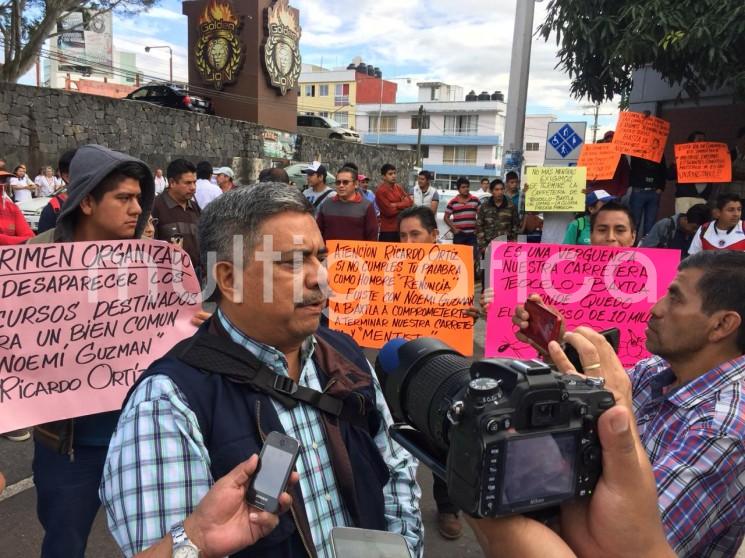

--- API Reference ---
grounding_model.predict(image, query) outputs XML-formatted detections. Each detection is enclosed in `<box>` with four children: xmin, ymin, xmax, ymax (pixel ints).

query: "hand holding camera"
<box><xmin>468</xmin><ymin>403</ymin><xmax>674</xmax><ymax>558</ymax></box>
<box><xmin>514</xmin><ymin>296</ymin><xmax>633</xmax><ymax>413</ymax></box>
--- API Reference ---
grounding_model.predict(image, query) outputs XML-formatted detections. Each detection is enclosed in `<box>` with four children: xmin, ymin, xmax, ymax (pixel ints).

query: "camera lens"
<box><xmin>377</xmin><ymin>338</ymin><xmax>471</xmax><ymax>453</ymax></box>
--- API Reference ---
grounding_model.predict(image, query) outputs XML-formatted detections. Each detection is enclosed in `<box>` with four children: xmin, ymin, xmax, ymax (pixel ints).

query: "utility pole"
<box><xmin>501</xmin><ymin>0</ymin><xmax>537</xmax><ymax>178</ymax></box>
<box><xmin>415</xmin><ymin>105</ymin><xmax>425</xmax><ymax>167</ymax></box>
<box><xmin>582</xmin><ymin>103</ymin><xmax>613</xmax><ymax>143</ymax></box>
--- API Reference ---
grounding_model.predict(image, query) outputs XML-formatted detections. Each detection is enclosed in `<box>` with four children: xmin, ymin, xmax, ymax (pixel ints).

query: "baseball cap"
<box><xmin>0</xmin><ymin>170</ymin><xmax>15</xmax><ymax>178</ymax></box>
<box><xmin>586</xmin><ymin>189</ymin><xmax>615</xmax><ymax>206</ymax></box>
<box><xmin>358</xmin><ymin>174</ymin><xmax>368</xmax><ymax>181</ymax></box>
<box><xmin>302</xmin><ymin>161</ymin><xmax>327</xmax><ymax>175</ymax></box>
<box><xmin>215</xmin><ymin>166</ymin><xmax>234</xmax><ymax>179</ymax></box>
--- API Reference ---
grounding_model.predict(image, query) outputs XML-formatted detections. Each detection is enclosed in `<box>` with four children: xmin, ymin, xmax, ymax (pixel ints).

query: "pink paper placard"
<box><xmin>0</xmin><ymin>240</ymin><xmax>202</xmax><ymax>432</ymax></box>
<box><xmin>485</xmin><ymin>242</ymin><xmax>680</xmax><ymax>367</ymax></box>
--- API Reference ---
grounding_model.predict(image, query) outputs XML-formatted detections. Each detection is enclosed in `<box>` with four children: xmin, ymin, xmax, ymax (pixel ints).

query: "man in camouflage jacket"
<box><xmin>476</xmin><ymin>178</ymin><xmax>519</xmax><ymax>253</ymax></box>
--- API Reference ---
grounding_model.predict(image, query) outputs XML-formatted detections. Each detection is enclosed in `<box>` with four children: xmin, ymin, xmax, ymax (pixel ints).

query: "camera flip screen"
<box><xmin>500</xmin><ymin>432</ymin><xmax>577</xmax><ymax>506</ymax></box>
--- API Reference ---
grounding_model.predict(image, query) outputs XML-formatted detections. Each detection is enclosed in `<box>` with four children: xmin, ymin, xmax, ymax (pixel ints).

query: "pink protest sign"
<box><xmin>485</xmin><ymin>242</ymin><xmax>680</xmax><ymax>368</ymax></box>
<box><xmin>0</xmin><ymin>240</ymin><xmax>202</xmax><ymax>433</ymax></box>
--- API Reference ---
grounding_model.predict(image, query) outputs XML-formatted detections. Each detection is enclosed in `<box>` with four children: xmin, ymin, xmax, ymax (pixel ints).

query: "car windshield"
<box><xmin>437</xmin><ymin>191</ymin><xmax>457</xmax><ymax>212</ymax></box>
<box><xmin>323</xmin><ymin>117</ymin><xmax>343</xmax><ymax>128</ymax></box>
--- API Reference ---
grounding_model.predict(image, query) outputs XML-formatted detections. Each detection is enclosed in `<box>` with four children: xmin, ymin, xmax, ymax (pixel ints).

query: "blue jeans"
<box><xmin>630</xmin><ymin>189</ymin><xmax>660</xmax><ymax>237</ymax></box>
<box><xmin>32</xmin><ymin>441</ymin><xmax>109</xmax><ymax>558</ymax></box>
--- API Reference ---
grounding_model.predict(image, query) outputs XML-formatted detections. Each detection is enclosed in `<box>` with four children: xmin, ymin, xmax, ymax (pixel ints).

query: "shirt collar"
<box><xmin>216</xmin><ymin>309</ymin><xmax>315</xmax><ymax>376</ymax></box>
<box><xmin>335</xmin><ymin>192</ymin><xmax>362</xmax><ymax>203</ymax></box>
<box><xmin>163</xmin><ymin>190</ymin><xmax>195</xmax><ymax>210</ymax></box>
<box><xmin>658</xmin><ymin>354</ymin><xmax>745</xmax><ymax>409</ymax></box>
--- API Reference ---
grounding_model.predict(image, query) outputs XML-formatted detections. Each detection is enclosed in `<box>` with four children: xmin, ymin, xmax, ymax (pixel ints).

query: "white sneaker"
<box><xmin>2</xmin><ymin>429</ymin><xmax>31</xmax><ymax>442</ymax></box>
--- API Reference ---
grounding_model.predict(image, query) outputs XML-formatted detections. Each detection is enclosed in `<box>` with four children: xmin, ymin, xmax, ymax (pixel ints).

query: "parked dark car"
<box><xmin>125</xmin><ymin>84</ymin><xmax>214</xmax><ymax>114</ymax></box>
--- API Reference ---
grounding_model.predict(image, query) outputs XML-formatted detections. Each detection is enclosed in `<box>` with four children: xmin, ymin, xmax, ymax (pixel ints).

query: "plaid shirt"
<box><xmin>100</xmin><ymin>310</ymin><xmax>422</xmax><ymax>558</ymax></box>
<box><xmin>629</xmin><ymin>355</ymin><xmax>745</xmax><ymax>558</ymax></box>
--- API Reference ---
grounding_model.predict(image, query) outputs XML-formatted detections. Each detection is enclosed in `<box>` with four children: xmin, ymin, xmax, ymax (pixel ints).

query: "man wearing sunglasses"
<box><xmin>316</xmin><ymin>167</ymin><xmax>378</xmax><ymax>241</ymax></box>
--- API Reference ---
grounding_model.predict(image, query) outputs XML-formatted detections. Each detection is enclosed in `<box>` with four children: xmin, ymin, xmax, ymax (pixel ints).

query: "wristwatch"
<box><xmin>170</xmin><ymin>521</ymin><xmax>200</xmax><ymax>558</ymax></box>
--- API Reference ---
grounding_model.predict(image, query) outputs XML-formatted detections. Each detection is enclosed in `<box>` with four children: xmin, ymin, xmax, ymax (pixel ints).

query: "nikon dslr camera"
<box><xmin>377</xmin><ymin>338</ymin><xmax>615</xmax><ymax>518</ymax></box>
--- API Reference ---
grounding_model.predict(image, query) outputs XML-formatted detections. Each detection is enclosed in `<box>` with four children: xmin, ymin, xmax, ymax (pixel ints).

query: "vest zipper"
<box><xmin>68</xmin><ymin>420</ymin><xmax>75</xmax><ymax>462</ymax></box>
<box><xmin>254</xmin><ymin>401</ymin><xmax>314</xmax><ymax>558</ymax></box>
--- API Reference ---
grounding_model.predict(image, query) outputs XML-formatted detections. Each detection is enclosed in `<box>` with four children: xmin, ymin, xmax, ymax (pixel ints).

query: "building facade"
<box><xmin>356</xmin><ymin>82</ymin><xmax>554</xmax><ymax>188</ymax></box>
<box><xmin>297</xmin><ymin>60</ymin><xmax>397</xmax><ymax>130</ymax></box>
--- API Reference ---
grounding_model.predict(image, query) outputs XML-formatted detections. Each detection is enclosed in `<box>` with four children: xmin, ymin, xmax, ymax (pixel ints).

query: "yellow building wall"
<box><xmin>297</xmin><ymin>80</ymin><xmax>358</xmax><ymax>129</ymax></box>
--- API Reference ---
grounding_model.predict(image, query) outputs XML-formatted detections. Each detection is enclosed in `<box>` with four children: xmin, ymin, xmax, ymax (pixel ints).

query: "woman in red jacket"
<box><xmin>0</xmin><ymin>170</ymin><xmax>35</xmax><ymax>245</ymax></box>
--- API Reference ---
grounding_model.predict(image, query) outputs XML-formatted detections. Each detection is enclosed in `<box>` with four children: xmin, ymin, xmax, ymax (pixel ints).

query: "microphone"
<box><xmin>377</xmin><ymin>338</ymin><xmax>408</xmax><ymax>376</ymax></box>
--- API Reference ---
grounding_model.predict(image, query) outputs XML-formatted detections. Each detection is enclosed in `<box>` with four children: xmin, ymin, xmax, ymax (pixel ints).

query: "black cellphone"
<box><xmin>246</xmin><ymin>431</ymin><xmax>301</xmax><ymax>513</ymax></box>
<box><xmin>564</xmin><ymin>328</ymin><xmax>621</xmax><ymax>371</ymax></box>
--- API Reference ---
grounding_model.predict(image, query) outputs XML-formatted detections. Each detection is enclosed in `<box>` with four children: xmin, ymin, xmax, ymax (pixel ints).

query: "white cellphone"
<box><xmin>330</xmin><ymin>527</ymin><xmax>412</xmax><ymax>558</ymax></box>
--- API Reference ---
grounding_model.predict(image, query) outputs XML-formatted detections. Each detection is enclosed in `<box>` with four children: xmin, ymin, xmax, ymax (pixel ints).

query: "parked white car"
<box><xmin>16</xmin><ymin>194</ymin><xmax>53</xmax><ymax>231</ymax></box>
<box><xmin>435</xmin><ymin>189</ymin><xmax>457</xmax><ymax>243</ymax></box>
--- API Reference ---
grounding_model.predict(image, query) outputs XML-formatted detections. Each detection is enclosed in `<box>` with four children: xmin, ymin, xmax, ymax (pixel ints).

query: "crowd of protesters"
<box><xmin>0</xmin><ymin>122</ymin><xmax>743</xmax><ymax>558</ymax></box>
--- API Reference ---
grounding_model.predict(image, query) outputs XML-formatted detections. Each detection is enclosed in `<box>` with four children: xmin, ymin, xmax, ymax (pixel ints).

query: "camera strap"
<box><xmin>165</xmin><ymin>323</ymin><xmax>368</xmax><ymax>428</ymax></box>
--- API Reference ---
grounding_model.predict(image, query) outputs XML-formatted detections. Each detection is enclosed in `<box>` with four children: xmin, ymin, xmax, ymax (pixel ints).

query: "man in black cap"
<box><xmin>302</xmin><ymin>161</ymin><xmax>334</xmax><ymax>214</ymax></box>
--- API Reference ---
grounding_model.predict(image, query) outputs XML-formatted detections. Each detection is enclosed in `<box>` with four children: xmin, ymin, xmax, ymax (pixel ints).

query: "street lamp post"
<box><xmin>144</xmin><ymin>45</ymin><xmax>173</xmax><ymax>83</ymax></box>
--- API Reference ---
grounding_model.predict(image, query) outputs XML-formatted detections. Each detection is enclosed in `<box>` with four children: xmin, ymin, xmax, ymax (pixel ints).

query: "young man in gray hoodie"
<box><xmin>27</xmin><ymin>144</ymin><xmax>154</xmax><ymax>558</ymax></box>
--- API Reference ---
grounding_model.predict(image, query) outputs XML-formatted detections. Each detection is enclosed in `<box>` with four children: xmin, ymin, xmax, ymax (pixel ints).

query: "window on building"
<box><xmin>369</xmin><ymin>115</ymin><xmax>397</xmax><ymax>133</ymax></box>
<box><xmin>335</xmin><ymin>112</ymin><xmax>349</xmax><ymax>127</ymax></box>
<box><xmin>412</xmin><ymin>145</ymin><xmax>430</xmax><ymax>158</ymax></box>
<box><xmin>411</xmin><ymin>114</ymin><xmax>430</xmax><ymax>129</ymax></box>
<box><xmin>319</xmin><ymin>111</ymin><xmax>330</xmax><ymax>118</ymax></box>
<box><xmin>334</xmin><ymin>83</ymin><xmax>350</xmax><ymax>106</ymax></box>
<box><xmin>444</xmin><ymin>115</ymin><xmax>479</xmax><ymax>135</ymax></box>
<box><xmin>526</xmin><ymin>142</ymin><xmax>540</xmax><ymax>151</ymax></box>
<box><xmin>319</xmin><ymin>84</ymin><xmax>329</xmax><ymax>96</ymax></box>
<box><xmin>304</xmin><ymin>85</ymin><xmax>315</xmax><ymax>97</ymax></box>
<box><xmin>443</xmin><ymin>146</ymin><xmax>478</xmax><ymax>165</ymax></box>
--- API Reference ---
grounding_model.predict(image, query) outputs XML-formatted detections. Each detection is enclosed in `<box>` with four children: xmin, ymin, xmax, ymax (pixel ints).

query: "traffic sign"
<box><xmin>544</xmin><ymin>122</ymin><xmax>587</xmax><ymax>166</ymax></box>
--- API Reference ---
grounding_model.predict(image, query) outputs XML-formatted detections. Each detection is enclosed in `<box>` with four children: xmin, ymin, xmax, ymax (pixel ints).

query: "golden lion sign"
<box><xmin>262</xmin><ymin>0</ymin><xmax>302</xmax><ymax>95</ymax></box>
<box><xmin>195</xmin><ymin>0</ymin><xmax>244</xmax><ymax>89</ymax></box>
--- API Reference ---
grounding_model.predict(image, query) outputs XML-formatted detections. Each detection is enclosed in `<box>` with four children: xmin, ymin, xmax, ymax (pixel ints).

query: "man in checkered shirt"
<box><xmin>100</xmin><ymin>183</ymin><xmax>423</xmax><ymax>558</ymax></box>
<box><xmin>514</xmin><ymin>250</ymin><xmax>745</xmax><ymax>558</ymax></box>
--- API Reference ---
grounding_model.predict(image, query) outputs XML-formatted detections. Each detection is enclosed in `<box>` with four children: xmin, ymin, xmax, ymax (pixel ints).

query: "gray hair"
<box><xmin>198</xmin><ymin>182</ymin><xmax>313</xmax><ymax>300</ymax></box>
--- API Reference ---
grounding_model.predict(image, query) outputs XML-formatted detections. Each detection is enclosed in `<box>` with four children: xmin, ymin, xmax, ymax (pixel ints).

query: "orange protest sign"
<box><xmin>612</xmin><ymin>112</ymin><xmax>670</xmax><ymax>163</ymax></box>
<box><xmin>674</xmin><ymin>142</ymin><xmax>732</xmax><ymax>183</ymax></box>
<box><xmin>326</xmin><ymin>240</ymin><xmax>474</xmax><ymax>355</ymax></box>
<box><xmin>577</xmin><ymin>143</ymin><xmax>622</xmax><ymax>181</ymax></box>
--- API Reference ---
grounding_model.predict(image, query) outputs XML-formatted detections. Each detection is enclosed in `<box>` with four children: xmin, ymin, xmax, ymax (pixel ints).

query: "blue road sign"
<box><xmin>549</xmin><ymin>124</ymin><xmax>584</xmax><ymax>159</ymax></box>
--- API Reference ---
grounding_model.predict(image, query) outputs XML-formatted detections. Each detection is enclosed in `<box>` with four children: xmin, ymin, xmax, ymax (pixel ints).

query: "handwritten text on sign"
<box><xmin>0</xmin><ymin>240</ymin><xmax>201</xmax><ymax>432</ymax></box>
<box><xmin>485</xmin><ymin>242</ymin><xmax>680</xmax><ymax>367</ymax></box>
<box><xmin>577</xmin><ymin>143</ymin><xmax>622</xmax><ymax>181</ymax></box>
<box><xmin>674</xmin><ymin>142</ymin><xmax>733</xmax><ymax>184</ymax></box>
<box><xmin>612</xmin><ymin>112</ymin><xmax>670</xmax><ymax>163</ymax></box>
<box><xmin>525</xmin><ymin>167</ymin><xmax>586</xmax><ymax>212</ymax></box>
<box><xmin>326</xmin><ymin>240</ymin><xmax>474</xmax><ymax>355</ymax></box>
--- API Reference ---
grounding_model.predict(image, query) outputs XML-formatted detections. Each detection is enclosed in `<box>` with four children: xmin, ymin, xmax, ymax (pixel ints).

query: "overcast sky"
<box><xmin>24</xmin><ymin>0</ymin><xmax>620</xmax><ymax>138</ymax></box>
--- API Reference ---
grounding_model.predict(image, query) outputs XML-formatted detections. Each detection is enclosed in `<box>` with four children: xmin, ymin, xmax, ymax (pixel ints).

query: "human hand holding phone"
<box><xmin>170</xmin><ymin>454</ymin><xmax>298</xmax><ymax>558</ymax></box>
<box><xmin>514</xmin><ymin>296</ymin><xmax>565</xmax><ymax>355</ymax></box>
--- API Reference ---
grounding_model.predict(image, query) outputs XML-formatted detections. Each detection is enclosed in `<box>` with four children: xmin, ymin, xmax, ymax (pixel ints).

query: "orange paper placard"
<box><xmin>577</xmin><ymin>143</ymin><xmax>622</xmax><ymax>181</ymax></box>
<box><xmin>612</xmin><ymin>112</ymin><xmax>670</xmax><ymax>163</ymax></box>
<box><xmin>674</xmin><ymin>142</ymin><xmax>732</xmax><ymax>184</ymax></box>
<box><xmin>326</xmin><ymin>240</ymin><xmax>475</xmax><ymax>355</ymax></box>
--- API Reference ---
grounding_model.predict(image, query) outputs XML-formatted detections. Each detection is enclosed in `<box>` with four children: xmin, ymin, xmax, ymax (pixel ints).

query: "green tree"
<box><xmin>538</xmin><ymin>0</ymin><xmax>745</xmax><ymax>104</ymax></box>
<box><xmin>0</xmin><ymin>0</ymin><xmax>159</xmax><ymax>83</ymax></box>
